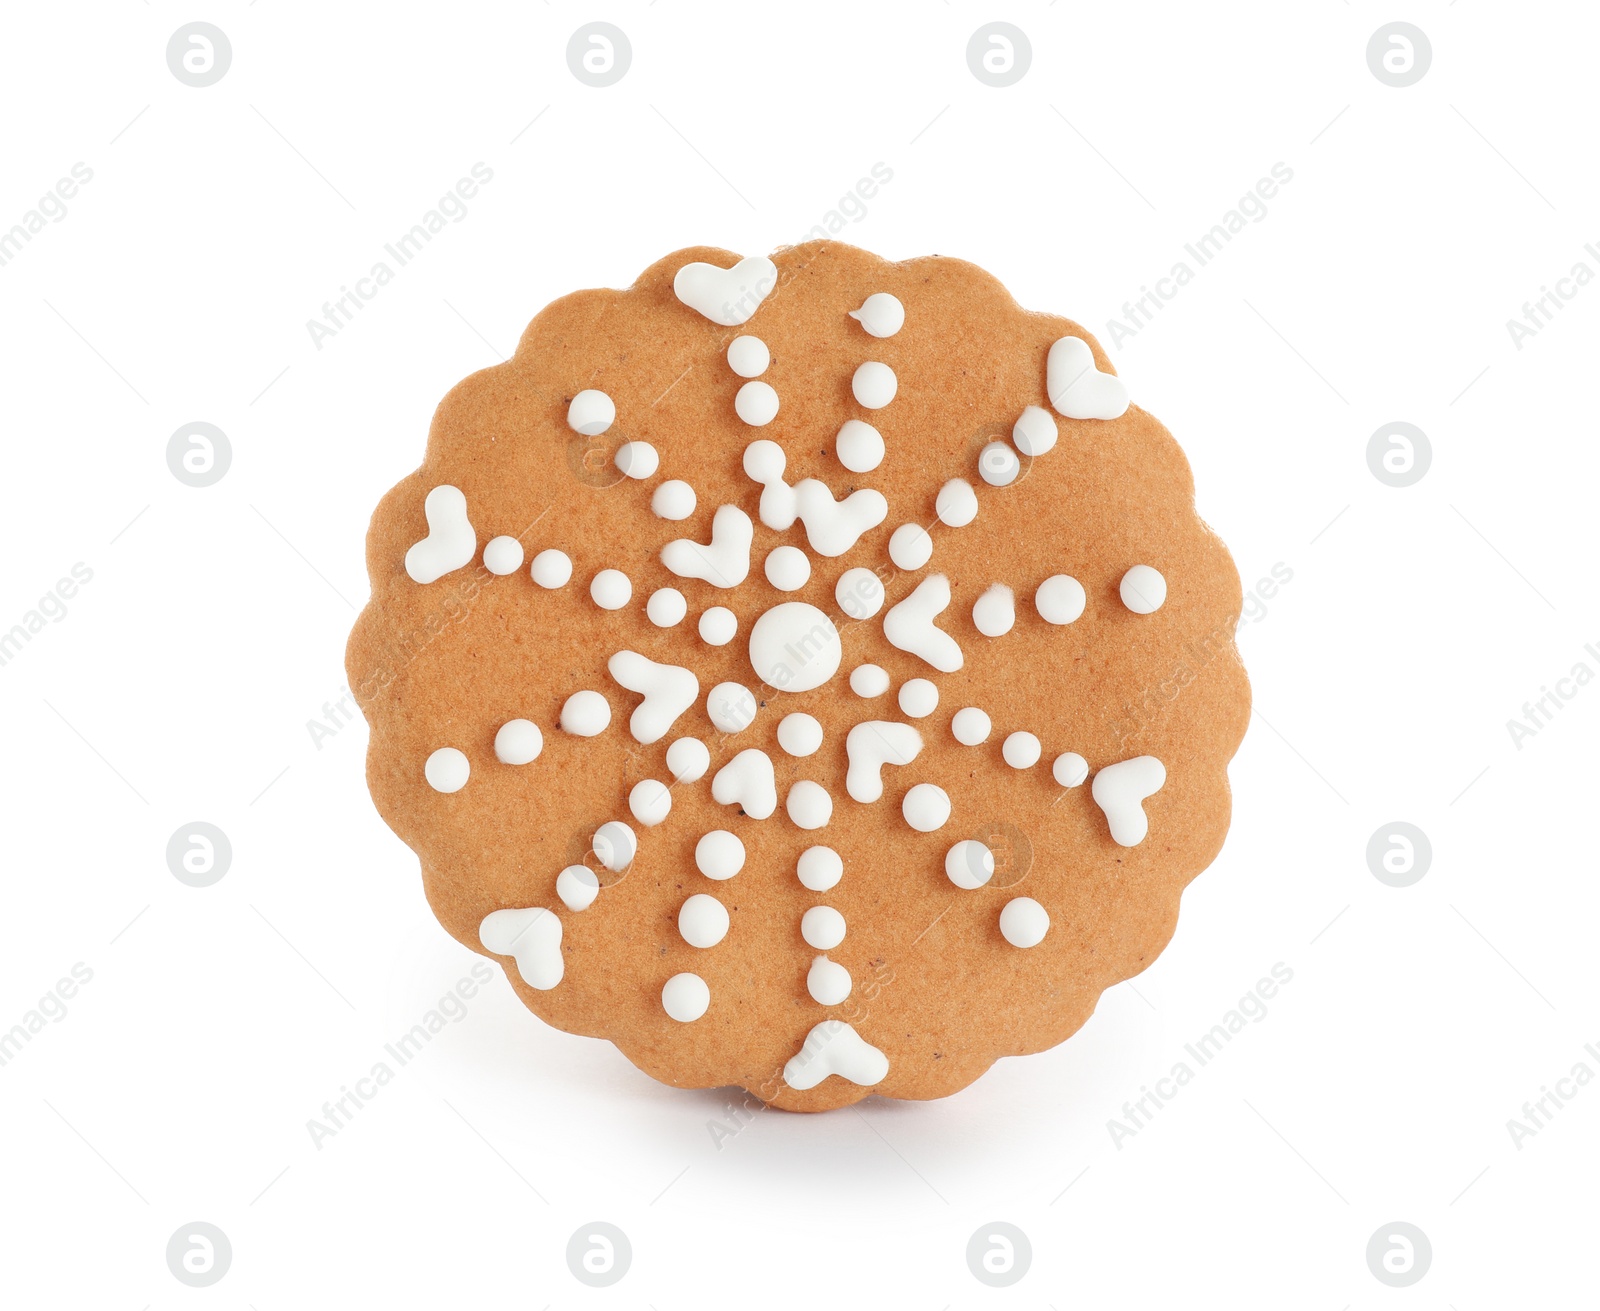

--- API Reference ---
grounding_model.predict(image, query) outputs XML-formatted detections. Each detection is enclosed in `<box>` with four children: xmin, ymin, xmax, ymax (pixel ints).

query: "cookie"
<box><xmin>345</xmin><ymin>241</ymin><xmax>1250</xmax><ymax>1112</ymax></box>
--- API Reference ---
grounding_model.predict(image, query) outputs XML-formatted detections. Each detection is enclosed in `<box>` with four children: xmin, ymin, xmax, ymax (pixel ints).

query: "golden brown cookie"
<box><xmin>345</xmin><ymin>241</ymin><xmax>1250</xmax><ymax>1112</ymax></box>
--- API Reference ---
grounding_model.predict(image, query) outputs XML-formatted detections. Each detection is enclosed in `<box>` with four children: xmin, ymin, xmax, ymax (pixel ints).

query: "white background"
<box><xmin>2</xmin><ymin>1</ymin><xmax>1596</xmax><ymax>1305</ymax></box>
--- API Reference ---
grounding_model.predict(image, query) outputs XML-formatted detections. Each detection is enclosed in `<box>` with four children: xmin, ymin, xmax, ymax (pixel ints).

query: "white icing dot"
<box><xmin>835</xmin><ymin>566</ymin><xmax>885</xmax><ymax>620</ymax></box>
<box><xmin>615</xmin><ymin>441</ymin><xmax>659</xmax><ymax>480</ymax></box>
<box><xmin>972</xmin><ymin>583</ymin><xmax>1015</xmax><ymax>637</ymax></box>
<box><xmin>592</xmin><ymin>820</ymin><xmax>636</xmax><ymax>872</ymax></box>
<box><xmin>777</xmin><ymin>712</ymin><xmax>824</xmax><ymax>757</ymax></box>
<box><xmin>707</xmin><ymin>681</ymin><xmax>758</xmax><ymax>734</ymax></box>
<box><xmin>747</xmin><ymin>601</ymin><xmax>842</xmax><ymax>692</ymax></box>
<box><xmin>560</xmin><ymin>690</ymin><xmax>611</xmax><ymax>737</ymax></box>
<box><xmin>482</xmin><ymin>535</ymin><xmax>524</xmax><ymax>575</ymax></box>
<box><xmin>711</xmin><ymin>748</ymin><xmax>778</xmax><ymax>819</ymax></box>
<box><xmin>662</xmin><ymin>972</ymin><xmax>710</xmax><ymax>1022</ymax></box>
<box><xmin>424</xmin><ymin>747</ymin><xmax>469</xmax><ymax>793</ymax></box>
<box><xmin>1002</xmin><ymin>731</ymin><xmax>1041</xmax><ymax>768</ymax></box>
<box><xmin>786</xmin><ymin>780</ymin><xmax>833</xmax><ymax>830</ymax></box>
<box><xmin>405</xmin><ymin>486</ymin><xmax>476</xmax><ymax>585</ymax></box>
<box><xmin>679</xmin><ymin>893</ymin><xmax>730</xmax><ymax>948</ymax></box>
<box><xmin>590</xmin><ymin>569</ymin><xmax>632</xmax><ymax>610</ymax></box>
<box><xmin>1036</xmin><ymin>575</ymin><xmax>1086</xmax><ymax>625</ymax></box>
<box><xmin>848</xmin><ymin>292</ymin><xmax>904</xmax><ymax>338</ymax></box>
<box><xmin>530</xmin><ymin>548</ymin><xmax>572</xmax><ymax>588</ymax></box>
<box><xmin>1053</xmin><ymin>752</ymin><xmax>1089</xmax><ymax>788</ymax></box>
<box><xmin>735</xmin><ymin>380</ymin><xmax>780</xmax><ymax>426</ymax></box>
<box><xmin>898</xmin><ymin>678</ymin><xmax>939</xmax><ymax>719</ymax></box>
<box><xmin>851</xmin><ymin>361</ymin><xmax>897</xmax><ymax>409</ymax></box>
<box><xmin>935</xmin><ymin>479</ymin><xmax>978</xmax><ymax>527</ymax></box>
<box><xmin>726</xmin><ymin>334</ymin><xmax>770</xmax><ymax>378</ymax></box>
<box><xmin>764</xmin><ymin>545</ymin><xmax>811</xmax><ymax>591</ymax></box>
<box><xmin>979</xmin><ymin>441</ymin><xmax>1021</xmax><ymax>487</ymax></box>
<box><xmin>1121</xmin><ymin>564</ymin><xmax>1167</xmax><ymax>614</ymax></box>
<box><xmin>945</xmin><ymin>840</ymin><xmax>995</xmax><ymax>890</ymax></box>
<box><xmin>567</xmin><ymin>389</ymin><xmax>614</xmax><ymax>436</ymax></box>
<box><xmin>850</xmin><ymin>664</ymin><xmax>890</xmax><ymax>697</ymax></box>
<box><xmin>835</xmin><ymin>419</ymin><xmax>885</xmax><ymax>473</ymax></box>
<box><xmin>801</xmin><ymin>905</ymin><xmax>846</xmax><ymax>950</ymax></box>
<box><xmin>1092</xmin><ymin>755</ymin><xmax>1167</xmax><ymax>846</ymax></box>
<box><xmin>556</xmin><ymin>865</ymin><xmax>599</xmax><ymax>912</ymax></box>
<box><xmin>695</xmin><ymin>829</ymin><xmax>746</xmax><ymax>880</ymax></box>
<box><xmin>1012</xmin><ymin>404</ymin><xmax>1058</xmax><ymax>456</ymax></box>
<box><xmin>951</xmin><ymin>707</ymin><xmax>991</xmax><ymax>746</ymax></box>
<box><xmin>742</xmin><ymin>438</ymin><xmax>786</xmax><ymax>485</ymax></box>
<box><xmin>666</xmin><ymin>737</ymin><xmax>710</xmax><ymax>783</ymax></box>
<box><xmin>888</xmin><ymin>523</ymin><xmax>933</xmax><ymax>570</ymax></box>
<box><xmin>1000</xmin><ymin>897</ymin><xmax>1050</xmax><ymax>948</ymax></box>
<box><xmin>807</xmin><ymin>955</ymin><xmax>853</xmax><ymax>1005</ymax></box>
<box><xmin>698</xmin><ymin>606</ymin><xmax>738</xmax><ymax>646</ymax></box>
<box><xmin>651</xmin><ymin>479</ymin><xmax>697</xmax><ymax>520</ymax></box>
<box><xmin>901</xmin><ymin>782</ymin><xmax>950</xmax><ymax>832</ymax></box>
<box><xmin>646</xmin><ymin>587</ymin><xmax>688</xmax><ymax>628</ymax></box>
<box><xmin>628</xmin><ymin>778</ymin><xmax>672</xmax><ymax>827</ymax></box>
<box><xmin>796</xmin><ymin>845</ymin><xmax>843</xmax><ymax>892</ymax></box>
<box><xmin>494</xmin><ymin>719</ymin><xmax>543</xmax><ymax>765</ymax></box>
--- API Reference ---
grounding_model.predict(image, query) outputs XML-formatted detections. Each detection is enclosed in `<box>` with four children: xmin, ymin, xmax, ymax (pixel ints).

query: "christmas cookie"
<box><xmin>345</xmin><ymin>241</ymin><xmax>1250</xmax><ymax>1112</ymax></box>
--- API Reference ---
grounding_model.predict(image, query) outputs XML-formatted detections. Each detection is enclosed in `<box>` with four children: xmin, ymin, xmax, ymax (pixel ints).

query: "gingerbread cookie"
<box><xmin>345</xmin><ymin>242</ymin><xmax>1250</xmax><ymax>1112</ymax></box>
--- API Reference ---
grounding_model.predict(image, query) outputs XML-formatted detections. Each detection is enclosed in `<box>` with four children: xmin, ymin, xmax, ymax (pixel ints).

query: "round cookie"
<box><xmin>345</xmin><ymin>241</ymin><xmax>1250</xmax><ymax>1112</ymax></box>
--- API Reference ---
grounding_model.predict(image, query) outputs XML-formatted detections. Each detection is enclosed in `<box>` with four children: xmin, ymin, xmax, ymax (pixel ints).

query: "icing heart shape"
<box><xmin>673</xmin><ymin>255</ymin><xmax>778</xmax><ymax>326</ymax></box>
<box><xmin>1047</xmin><ymin>335</ymin><xmax>1131</xmax><ymax>420</ymax></box>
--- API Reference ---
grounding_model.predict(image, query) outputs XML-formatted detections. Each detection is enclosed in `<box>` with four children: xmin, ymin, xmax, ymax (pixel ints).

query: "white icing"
<box><xmin>1047</xmin><ymin>335</ymin><xmax>1130</xmax><ymax>420</ymax></box>
<box><xmin>807</xmin><ymin>955</ymin><xmax>852</xmax><ymax>1005</ymax></box>
<box><xmin>978</xmin><ymin>441</ymin><xmax>1020</xmax><ymax>487</ymax></box>
<box><xmin>849</xmin><ymin>663</ymin><xmax>889</xmax><ymax>698</ymax></box>
<box><xmin>673</xmin><ymin>255</ymin><xmax>777</xmax><ymax>326</ymax></box>
<box><xmin>590</xmin><ymin>569</ymin><xmax>632</xmax><ymax>610</ymax></box>
<box><xmin>1052</xmin><ymin>752</ymin><xmax>1089</xmax><ymax>787</ymax></box>
<box><xmin>1121</xmin><ymin>564</ymin><xmax>1167</xmax><ymax>614</ymax></box>
<box><xmin>902</xmin><ymin>782</ymin><xmax>950</xmax><ymax>832</ymax></box>
<box><xmin>1036</xmin><ymin>575</ymin><xmax>1086</xmax><ymax>624</ymax></box>
<box><xmin>424</xmin><ymin>747</ymin><xmax>469</xmax><ymax>793</ymax></box>
<box><xmin>609</xmin><ymin>651</ymin><xmax>699</xmax><ymax>744</ymax></box>
<box><xmin>743</xmin><ymin>441</ymin><xmax>888</xmax><ymax>557</ymax></box>
<box><xmin>679</xmin><ymin>893</ymin><xmax>730</xmax><ymax>948</ymax></box>
<box><xmin>851</xmin><ymin>361</ymin><xmax>897</xmax><ymax>409</ymax></box>
<box><xmin>786</xmin><ymin>780</ymin><xmax>833</xmax><ymax>830</ymax></box>
<box><xmin>783</xmin><ymin>1020</ymin><xmax>888</xmax><ymax>1089</ymax></box>
<box><xmin>935</xmin><ymin>479</ymin><xmax>978</xmax><ymax>527</ymax></box>
<box><xmin>797</xmin><ymin>845</ymin><xmax>843</xmax><ymax>891</ymax></box>
<box><xmin>566</xmin><ymin>389</ymin><xmax>615</xmax><ymax>436</ymax></box>
<box><xmin>945</xmin><ymin>840</ymin><xmax>994</xmax><ymax>890</ymax></box>
<box><xmin>628</xmin><ymin>778</ymin><xmax>672</xmax><ymax>826</ymax></box>
<box><xmin>662</xmin><ymin>972</ymin><xmax>710</xmax><ymax>1022</ymax></box>
<box><xmin>483</xmin><ymin>535</ymin><xmax>524</xmax><ymax>575</ymax></box>
<box><xmin>883</xmin><ymin>574</ymin><xmax>963</xmax><ymax>672</ymax></box>
<box><xmin>888</xmin><ymin>523</ymin><xmax>933</xmax><ymax>570</ymax></box>
<box><xmin>530</xmin><ymin>548</ymin><xmax>572</xmax><ymax>588</ymax></box>
<box><xmin>479</xmin><ymin>907</ymin><xmax>563</xmax><ymax>990</ymax></box>
<box><xmin>734</xmin><ymin>380</ymin><xmax>780</xmax><ymax>427</ymax></box>
<box><xmin>835</xmin><ymin>419</ymin><xmax>885</xmax><ymax>473</ymax></box>
<box><xmin>592</xmin><ymin>820</ymin><xmax>637</xmax><ymax>872</ymax></box>
<box><xmin>844</xmin><ymin>721</ymin><xmax>922</xmax><ymax>802</ymax></box>
<box><xmin>726</xmin><ymin>334</ymin><xmax>770</xmax><ymax>378</ymax></box>
<box><xmin>950</xmin><ymin>707</ymin><xmax>991</xmax><ymax>745</ymax></box>
<box><xmin>662</xmin><ymin>505</ymin><xmax>753</xmax><ymax>588</ymax></box>
<box><xmin>801</xmin><ymin>905</ymin><xmax>846</xmax><ymax>950</ymax></box>
<box><xmin>897</xmin><ymin>678</ymin><xmax>938</xmax><ymax>719</ymax></box>
<box><xmin>666</xmin><ymin>736</ymin><xmax>711</xmax><ymax>783</ymax></box>
<box><xmin>646</xmin><ymin>587</ymin><xmax>687</xmax><ymax>628</ymax></box>
<box><xmin>695</xmin><ymin>829</ymin><xmax>745</xmax><ymax>880</ymax></box>
<box><xmin>556</xmin><ymin>865</ymin><xmax>599</xmax><ymax>912</ymax></box>
<box><xmin>1092</xmin><ymin>756</ymin><xmax>1166</xmax><ymax>846</ymax></box>
<box><xmin>615</xmin><ymin>440</ymin><xmax>659</xmax><ymax>479</ymax></box>
<box><xmin>560</xmin><ymin>690</ymin><xmax>611</xmax><ymax>737</ymax></box>
<box><xmin>698</xmin><ymin>606</ymin><xmax>738</xmax><ymax>646</ymax></box>
<box><xmin>777</xmin><ymin>712</ymin><xmax>824</xmax><ymax>757</ymax></box>
<box><xmin>711</xmin><ymin>748</ymin><xmax>777</xmax><ymax>819</ymax></box>
<box><xmin>999</xmin><ymin>897</ymin><xmax>1050</xmax><ymax>948</ymax></box>
<box><xmin>707</xmin><ymin>680</ymin><xmax>758</xmax><ymax>734</ymax></box>
<box><xmin>764</xmin><ymin>545</ymin><xmax>811</xmax><ymax>591</ymax></box>
<box><xmin>1002</xmin><ymin>731</ymin><xmax>1041</xmax><ymax>768</ymax></box>
<box><xmin>1012</xmin><ymin>404</ymin><xmax>1058</xmax><ymax>456</ymax></box>
<box><xmin>405</xmin><ymin>486</ymin><xmax>476</xmax><ymax>584</ymax></box>
<box><xmin>848</xmin><ymin>292</ymin><xmax>904</xmax><ymax>338</ymax></box>
<box><xmin>835</xmin><ymin>567</ymin><xmax>885</xmax><ymax>620</ymax></box>
<box><xmin>747</xmin><ymin>601</ymin><xmax>842</xmax><ymax>692</ymax></box>
<box><xmin>651</xmin><ymin>479</ymin><xmax>697</xmax><ymax>520</ymax></box>
<box><xmin>494</xmin><ymin>719</ymin><xmax>543</xmax><ymax>765</ymax></box>
<box><xmin>972</xmin><ymin>583</ymin><xmax>1015</xmax><ymax>637</ymax></box>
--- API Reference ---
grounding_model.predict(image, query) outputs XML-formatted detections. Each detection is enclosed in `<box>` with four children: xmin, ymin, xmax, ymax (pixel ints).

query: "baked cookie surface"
<box><xmin>346</xmin><ymin>241</ymin><xmax>1250</xmax><ymax>1112</ymax></box>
